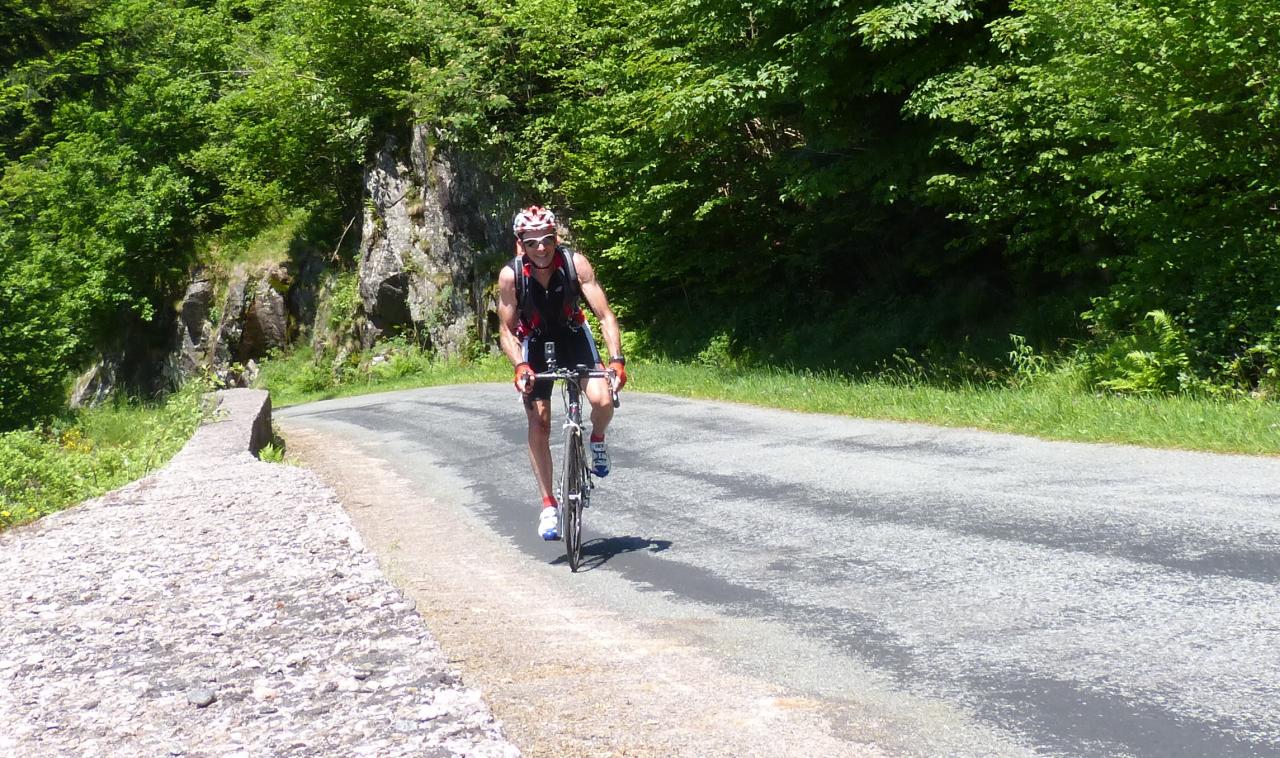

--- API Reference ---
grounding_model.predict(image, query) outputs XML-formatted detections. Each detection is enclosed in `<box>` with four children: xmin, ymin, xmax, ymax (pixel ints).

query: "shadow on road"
<box><xmin>552</xmin><ymin>535</ymin><xmax>673</xmax><ymax>572</ymax></box>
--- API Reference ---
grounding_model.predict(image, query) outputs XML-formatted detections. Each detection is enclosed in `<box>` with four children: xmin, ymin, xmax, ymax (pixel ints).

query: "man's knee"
<box><xmin>586</xmin><ymin>380</ymin><xmax>613</xmax><ymax>409</ymax></box>
<box><xmin>526</xmin><ymin>405</ymin><xmax>552</xmax><ymax>437</ymax></box>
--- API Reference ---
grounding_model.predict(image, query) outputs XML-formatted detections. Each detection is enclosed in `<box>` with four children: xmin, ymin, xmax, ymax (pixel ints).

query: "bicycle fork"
<box><xmin>557</xmin><ymin>411</ymin><xmax>595</xmax><ymax>506</ymax></box>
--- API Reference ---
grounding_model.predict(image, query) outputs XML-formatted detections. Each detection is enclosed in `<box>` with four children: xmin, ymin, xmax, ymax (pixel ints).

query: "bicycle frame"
<box><xmin>531</xmin><ymin>342</ymin><xmax>621</xmax><ymax>430</ymax></box>
<box><xmin>561</xmin><ymin>371</ymin><xmax>588</xmax><ymax>441</ymax></box>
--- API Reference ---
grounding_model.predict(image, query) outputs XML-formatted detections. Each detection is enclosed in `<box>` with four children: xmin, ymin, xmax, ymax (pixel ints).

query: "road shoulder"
<box><xmin>281</xmin><ymin>421</ymin><xmax>891</xmax><ymax>757</ymax></box>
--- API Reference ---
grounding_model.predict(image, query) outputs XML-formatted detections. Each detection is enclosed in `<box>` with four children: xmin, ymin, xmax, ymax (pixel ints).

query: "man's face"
<box><xmin>518</xmin><ymin>228</ymin><xmax>557</xmax><ymax>261</ymax></box>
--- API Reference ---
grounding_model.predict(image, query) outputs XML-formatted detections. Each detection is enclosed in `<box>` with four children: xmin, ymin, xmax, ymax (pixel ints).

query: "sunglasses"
<box><xmin>519</xmin><ymin>234</ymin><xmax>556</xmax><ymax>249</ymax></box>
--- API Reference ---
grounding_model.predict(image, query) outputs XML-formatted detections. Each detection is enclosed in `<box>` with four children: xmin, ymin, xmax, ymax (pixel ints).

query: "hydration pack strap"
<box><xmin>512</xmin><ymin>246</ymin><xmax>581</xmax><ymax>334</ymax></box>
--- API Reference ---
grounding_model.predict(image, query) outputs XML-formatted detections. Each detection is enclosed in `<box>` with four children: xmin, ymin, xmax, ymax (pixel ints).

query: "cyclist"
<box><xmin>496</xmin><ymin>205</ymin><xmax>627</xmax><ymax>540</ymax></box>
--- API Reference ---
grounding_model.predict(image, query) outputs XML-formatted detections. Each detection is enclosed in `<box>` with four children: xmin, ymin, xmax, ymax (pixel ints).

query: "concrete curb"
<box><xmin>172</xmin><ymin>388</ymin><xmax>272</xmax><ymax>463</ymax></box>
<box><xmin>0</xmin><ymin>385</ymin><xmax>519</xmax><ymax>756</ymax></box>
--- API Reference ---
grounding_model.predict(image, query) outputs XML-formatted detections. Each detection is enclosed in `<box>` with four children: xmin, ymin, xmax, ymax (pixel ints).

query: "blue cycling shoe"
<box><xmin>590</xmin><ymin>440</ymin><xmax>610</xmax><ymax>477</ymax></box>
<box><xmin>538</xmin><ymin>505</ymin><xmax>560</xmax><ymax>540</ymax></box>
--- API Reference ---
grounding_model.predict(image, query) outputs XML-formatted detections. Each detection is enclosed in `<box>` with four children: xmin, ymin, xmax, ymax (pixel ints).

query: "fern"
<box><xmin>1092</xmin><ymin>310</ymin><xmax>1203</xmax><ymax>395</ymax></box>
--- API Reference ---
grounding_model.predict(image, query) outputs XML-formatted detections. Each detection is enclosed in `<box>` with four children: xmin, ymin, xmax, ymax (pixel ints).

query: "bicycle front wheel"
<box><xmin>561</xmin><ymin>429</ymin><xmax>585</xmax><ymax>572</ymax></box>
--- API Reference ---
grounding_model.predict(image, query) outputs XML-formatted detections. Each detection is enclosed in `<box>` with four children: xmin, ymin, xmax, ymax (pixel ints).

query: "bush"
<box><xmin>0</xmin><ymin>383</ymin><xmax>206</xmax><ymax>529</ymax></box>
<box><xmin>1083</xmin><ymin>310</ymin><xmax>1212</xmax><ymax>396</ymax></box>
<box><xmin>912</xmin><ymin>0</ymin><xmax>1280</xmax><ymax>392</ymax></box>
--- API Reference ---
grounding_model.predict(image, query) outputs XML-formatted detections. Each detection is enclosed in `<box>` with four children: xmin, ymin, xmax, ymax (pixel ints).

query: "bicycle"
<box><xmin>531</xmin><ymin>342</ymin><xmax>620</xmax><ymax>572</ymax></box>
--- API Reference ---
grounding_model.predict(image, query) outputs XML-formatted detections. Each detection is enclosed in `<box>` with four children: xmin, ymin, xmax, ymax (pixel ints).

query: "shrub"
<box><xmin>1084</xmin><ymin>310</ymin><xmax>1210</xmax><ymax>396</ymax></box>
<box><xmin>0</xmin><ymin>383</ymin><xmax>205</xmax><ymax>529</ymax></box>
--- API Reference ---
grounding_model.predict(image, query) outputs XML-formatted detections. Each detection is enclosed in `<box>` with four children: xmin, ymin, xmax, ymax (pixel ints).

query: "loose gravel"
<box><xmin>0</xmin><ymin>434</ymin><xmax>519</xmax><ymax>756</ymax></box>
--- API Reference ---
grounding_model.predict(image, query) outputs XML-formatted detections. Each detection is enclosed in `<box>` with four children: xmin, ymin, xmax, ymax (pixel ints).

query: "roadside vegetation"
<box><xmin>0</xmin><ymin>384</ymin><xmax>207</xmax><ymax>530</ymax></box>
<box><xmin>256</xmin><ymin>345</ymin><xmax>508</xmax><ymax>408</ymax></box>
<box><xmin>256</xmin><ymin>332</ymin><xmax>1280</xmax><ymax>456</ymax></box>
<box><xmin>6</xmin><ymin>0</ymin><xmax>1279</xmax><ymax>435</ymax></box>
<box><xmin>633</xmin><ymin>361</ymin><xmax>1280</xmax><ymax>457</ymax></box>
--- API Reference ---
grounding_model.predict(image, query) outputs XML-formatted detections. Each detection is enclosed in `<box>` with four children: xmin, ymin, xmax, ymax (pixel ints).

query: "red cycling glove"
<box><xmin>513</xmin><ymin>362</ymin><xmax>534</xmax><ymax>394</ymax></box>
<box><xmin>608</xmin><ymin>360</ymin><xmax>627</xmax><ymax>390</ymax></box>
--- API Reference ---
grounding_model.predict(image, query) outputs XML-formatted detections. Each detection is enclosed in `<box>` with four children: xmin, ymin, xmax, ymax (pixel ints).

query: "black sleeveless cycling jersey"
<box><xmin>507</xmin><ymin>246</ymin><xmax>585</xmax><ymax>338</ymax></box>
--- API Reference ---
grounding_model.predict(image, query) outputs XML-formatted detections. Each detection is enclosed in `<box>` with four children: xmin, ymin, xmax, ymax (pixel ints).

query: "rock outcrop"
<box><xmin>71</xmin><ymin>310</ymin><xmax>174</xmax><ymax>409</ymax></box>
<box><xmin>203</xmin><ymin>263</ymin><xmax>293</xmax><ymax>385</ymax></box>
<box><xmin>238</xmin><ymin>264</ymin><xmax>291</xmax><ymax>360</ymax></box>
<box><xmin>166</xmin><ymin>275</ymin><xmax>215</xmax><ymax>385</ymax></box>
<box><xmin>76</xmin><ymin>124</ymin><xmax>513</xmax><ymax>407</ymax></box>
<box><xmin>358</xmin><ymin>125</ymin><xmax>516</xmax><ymax>357</ymax></box>
<box><xmin>69</xmin><ymin>355</ymin><xmax>122</xmax><ymax>409</ymax></box>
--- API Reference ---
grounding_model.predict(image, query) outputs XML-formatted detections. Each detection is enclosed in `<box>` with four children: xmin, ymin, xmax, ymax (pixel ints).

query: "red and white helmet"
<box><xmin>512</xmin><ymin>205</ymin><xmax>557</xmax><ymax>235</ymax></box>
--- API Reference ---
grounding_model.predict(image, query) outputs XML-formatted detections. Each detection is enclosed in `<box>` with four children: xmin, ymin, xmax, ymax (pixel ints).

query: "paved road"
<box><xmin>280</xmin><ymin>384</ymin><xmax>1280</xmax><ymax>756</ymax></box>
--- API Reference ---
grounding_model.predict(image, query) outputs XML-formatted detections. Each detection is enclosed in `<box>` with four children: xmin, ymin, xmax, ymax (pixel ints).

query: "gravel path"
<box><xmin>0</xmin><ymin>391</ymin><xmax>519</xmax><ymax>757</ymax></box>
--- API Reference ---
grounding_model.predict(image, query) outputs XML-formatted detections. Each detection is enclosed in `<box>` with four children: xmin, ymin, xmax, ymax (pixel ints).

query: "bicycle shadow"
<box><xmin>552</xmin><ymin>535</ymin><xmax>672</xmax><ymax>572</ymax></box>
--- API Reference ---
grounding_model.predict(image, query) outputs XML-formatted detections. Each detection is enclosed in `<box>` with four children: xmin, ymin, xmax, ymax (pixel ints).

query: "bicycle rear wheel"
<box><xmin>561</xmin><ymin>429</ymin><xmax>585</xmax><ymax>571</ymax></box>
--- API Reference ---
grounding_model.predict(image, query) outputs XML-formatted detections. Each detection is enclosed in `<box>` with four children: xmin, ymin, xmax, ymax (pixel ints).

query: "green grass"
<box><xmin>258</xmin><ymin>347</ymin><xmax>1280</xmax><ymax>456</ymax></box>
<box><xmin>0</xmin><ymin>384</ymin><xmax>207</xmax><ymax>530</ymax></box>
<box><xmin>257</xmin><ymin>344</ymin><xmax>508</xmax><ymax>408</ymax></box>
<box><xmin>630</xmin><ymin>362</ymin><xmax>1280</xmax><ymax>456</ymax></box>
<box><xmin>201</xmin><ymin>207</ymin><xmax>311</xmax><ymax>272</ymax></box>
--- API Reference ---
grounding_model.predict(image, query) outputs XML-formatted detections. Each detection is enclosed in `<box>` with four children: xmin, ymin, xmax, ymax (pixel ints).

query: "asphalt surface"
<box><xmin>280</xmin><ymin>384</ymin><xmax>1280</xmax><ymax>756</ymax></box>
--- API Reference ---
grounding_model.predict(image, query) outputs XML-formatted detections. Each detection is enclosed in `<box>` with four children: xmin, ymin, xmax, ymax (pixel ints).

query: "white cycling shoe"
<box><xmin>538</xmin><ymin>505</ymin><xmax>560</xmax><ymax>541</ymax></box>
<box><xmin>590</xmin><ymin>441</ymin><xmax>610</xmax><ymax>477</ymax></box>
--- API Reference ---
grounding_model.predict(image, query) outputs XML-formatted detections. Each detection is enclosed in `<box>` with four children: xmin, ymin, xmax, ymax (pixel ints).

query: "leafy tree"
<box><xmin>0</xmin><ymin>0</ymin><xmax>418</xmax><ymax>428</ymax></box>
<box><xmin>406</xmin><ymin>0</ymin><xmax>1011</xmax><ymax>355</ymax></box>
<box><xmin>0</xmin><ymin>0</ymin><xmax>221</xmax><ymax>428</ymax></box>
<box><xmin>910</xmin><ymin>0</ymin><xmax>1280</xmax><ymax>387</ymax></box>
<box><xmin>191</xmin><ymin>0</ymin><xmax>425</xmax><ymax>229</ymax></box>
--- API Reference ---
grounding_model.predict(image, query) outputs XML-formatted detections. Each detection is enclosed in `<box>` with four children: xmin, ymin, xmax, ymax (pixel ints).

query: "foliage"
<box><xmin>399</xmin><ymin>0</ymin><xmax>1005</xmax><ymax>325</ymax></box>
<box><xmin>4</xmin><ymin>0</ymin><xmax>1279</xmax><ymax>433</ymax></box>
<box><xmin>326</xmin><ymin>270</ymin><xmax>361</xmax><ymax>333</ymax></box>
<box><xmin>203</xmin><ymin>207</ymin><xmax>309</xmax><ymax>271</ymax></box>
<box><xmin>0</xmin><ymin>0</ymin><xmax>418</xmax><ymax>430</ymax></box>
<box><xmin>630</xmin><ymin>359</ymin><xmax>1280</xmax><ymax>454</ymax></box>
<box><xmin>1083</xmin><ymin>310</ymin><xmax>1214</xmax><ymax>396</ymax></box>
<box><xmin>1006</xmin><ymin>334</ymin><xmax>1050</xmax><ymax>389</ymax></box>
<box><xmin>1</xmin><ymin>0</ymin><xmax>214</xmax><ymax>428</ymax></box>
<box><xmin>255</xmin><ymin>344</ymin><xmax>507</xmax><ymax>407</ymax></box>
<box><xmin>909</xmin><ymin>0</ymin><xmax>1280</xmax><ymax>390</ymax></box>
<box><xmin>0</xmin><ymin>381</ymin><xmax>206</xmax><ymax>529</ymax></box>
<box><xmin>257</xmin><ymin>442</ymin><xmax>285</xmax><ymax>463</ymax></box>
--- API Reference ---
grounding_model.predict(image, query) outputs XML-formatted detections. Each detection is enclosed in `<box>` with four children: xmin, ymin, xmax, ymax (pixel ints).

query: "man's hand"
<box><xmin>608</xmin><ymin>359</ymin><xmax>627</xmax><ymax>390</ymax></box>
<box><xmin>513</xmin><ymin>362</ymin><xmax>534</xmax><ymax>394</ymax></box>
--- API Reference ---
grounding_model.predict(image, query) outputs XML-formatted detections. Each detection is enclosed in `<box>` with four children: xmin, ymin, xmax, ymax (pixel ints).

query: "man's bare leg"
<box><xmin>585</xmin><ymin>376</ymin><xmax>615</xmax><ymax>438</ymax></box>
<box><xmin>526</xmin><ymin>399</ymin><xmax>554</xmax><ymax>500</ymax></box>
<box><xmin>584</xmin><ymin>375</ymin><xmax>616</xmax><ymax>477</ymax></box>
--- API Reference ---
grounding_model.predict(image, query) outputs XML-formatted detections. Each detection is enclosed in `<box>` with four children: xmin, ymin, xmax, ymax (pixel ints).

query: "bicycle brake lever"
<box><xmin>609</xmin><ymin>373</ymin><xmax>620</xmax><ymax>408</ymax></box>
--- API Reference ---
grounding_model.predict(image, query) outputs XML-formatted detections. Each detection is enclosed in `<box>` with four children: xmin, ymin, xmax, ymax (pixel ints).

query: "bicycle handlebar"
<box><xmin>530</xmin><ymin>366</ymin><xmax>621</xmax><ymax>408</ymax></box>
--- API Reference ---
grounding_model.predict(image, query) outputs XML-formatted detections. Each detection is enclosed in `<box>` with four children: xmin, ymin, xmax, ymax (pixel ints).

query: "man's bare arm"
<box><xmin>574</xmin><ymin>253</ymin><xmax>623</xmax><ymax>360</ymax></box>
<box><xmin>496</xmin><ymin>266</ymin><xmax>525</xmax><ymax>367</ymax></box>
